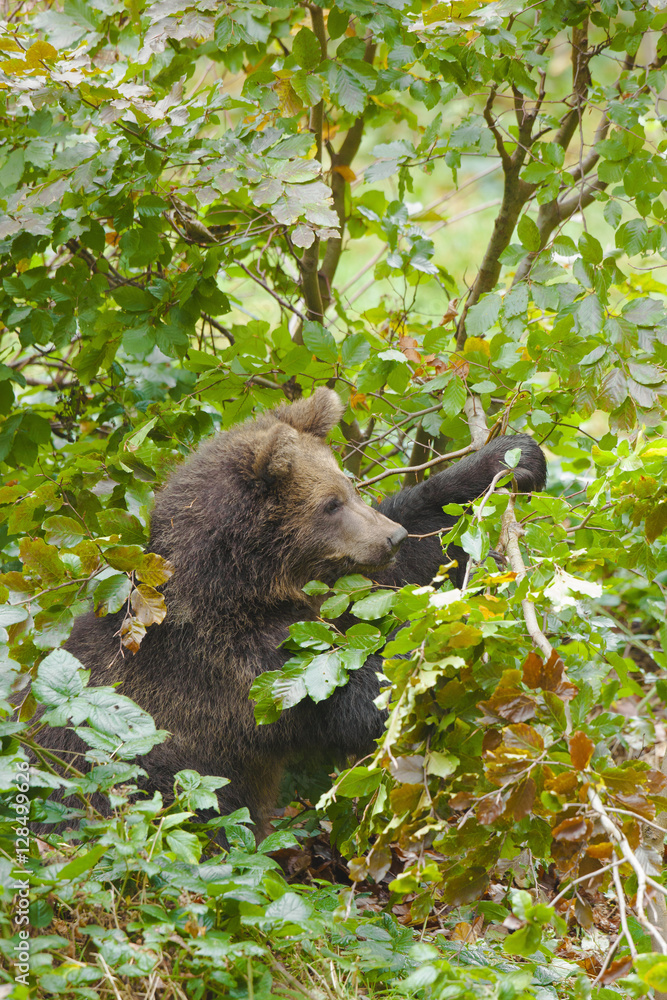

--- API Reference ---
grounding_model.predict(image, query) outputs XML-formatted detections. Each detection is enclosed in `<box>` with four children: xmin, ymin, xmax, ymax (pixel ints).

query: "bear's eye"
<box><xmin>324</xmin><ymin>497</ymin><xmax>343</xmax><ymax>515</ymax></box>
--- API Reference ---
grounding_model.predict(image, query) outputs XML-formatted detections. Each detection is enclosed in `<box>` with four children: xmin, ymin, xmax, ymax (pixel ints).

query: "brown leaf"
<box><xmin>442</xmin><ymin>868</ymin><xmax>489</xmax><ymax>906</ymax></box>
<box><xmin>552</xmin><ymin>816</ymin><xmax>591</xmax><ymax>842</ymax></box>
<box><xmin>553</xmin><ymin>677</ymin><xmax>579</xmax><ymax>701</ymax></box>
<box><xmin>452</xmin><ymin>918</ymin><xmax>482</xmax><ymax>941</ymax></box>
<box><xmin>522</xmin><ymin>651</ymin><xmax>544</xmax><ymax>689</ymax></box>
<box><xmin>449</xmin><ymin>791</ymin><xmax>474</xmax><ymax>811</ymax></box>
<box><xmin>506</xmin><ymin>778</ymin><xmax>536</xmax><ymax>822</ymax></box>
<box><xmin>574</xmin><ymin>896</ymin><xmax>594</xmax><ymax>929</ymax></box>
<box><xmin>576</xmin><ymin>854</ymin><xmax>607</xmax><ymax>890</ymax></box>
<box><xmin>624</xmin><ymin>817</ymin><xmax>640</xmax><ymax>850</ymax></box>
<box><xmin>503</xmin><ymin>723</ymin><xmax>544</xmax><ymax>753</ymax></box>
<box><xmin>612</xmin><ymin>790</ymin><xmax>654</xmax><ymax>819</ymax></box>
<box><xmin>569</xmin><ymin>731</ymin><xmax>595</xmax><ymax>771</ymax></box>
<box><xmin>131</xmin><ymin>584</ymin><xmax>167</xmax><ymax>626</ymax></box>
<box><xmin>546</xmin><ymin>771</ymin><xmax>579</xmax><ymax>795</ymax></box>
<box><xmin>522</xmin><ymin>649</ymin><xmax>568</xmax><ymax>692</ymax></box>
<box><xmin>367</xmin><ymin>846</ymin><xmax>392</xmax><ymax>883</ymax></box>
<box><xmin>477</xmin><ymin>794</ymin><xmax>504</xmax><ymax>825</ymax></box>
<box><xmin>349</xmin><ymin>391</ymin><xmax>367</xmax><ymax>410</ymax></box>
<box><xmin>647</xmin><ymin>769</ymin><xmax>667</xmax><ymax>795</ymax></box>
<box><xmin>120</xmin><ymin>616</ymin><xmax>146</xmax><ymax>653</ymax></box>
<box><xmin>440</xmin><ymin>301</ymin><xmax>458</xmax><ymax>325</ymax></box>
<box><xmin>601</xmin><ymin>958</ymin><xmax>633</xmax><ymax>985</ymax></box>
<box><xmin>482</xmin><ymin>730</ymin><xmax>502</xmax><ymax>753</ymax></box>
<box><xmin>479</xmin><ymin>693</ymin><xmax>537</xmax><ymax>723</ymax></box>
<box><xmin>449</xmin><ymin>356</ymin><xmax>469</xmax><ymax>379</ymax></box>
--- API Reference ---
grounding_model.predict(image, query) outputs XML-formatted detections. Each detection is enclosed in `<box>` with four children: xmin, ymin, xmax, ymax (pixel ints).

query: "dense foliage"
<box><xmin>2</xmin><ymin>0</ymin><xmax>667</xmax><ymax>996</ymax></box>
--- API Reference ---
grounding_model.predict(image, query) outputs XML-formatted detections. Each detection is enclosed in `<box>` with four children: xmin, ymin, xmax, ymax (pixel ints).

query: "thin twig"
<box><xmin>361</xmin><ymin>446</ymin><xmax>473</xmax><ymax>487</ymax></box>
<box><xmin>588</xmin><ymin>785</ymin><xmax>667</xmax><ymax>953</ymax></box>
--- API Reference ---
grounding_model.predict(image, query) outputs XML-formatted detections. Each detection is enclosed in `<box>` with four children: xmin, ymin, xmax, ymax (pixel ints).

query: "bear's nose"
<box><xmin>388</xmin><ymin>525</ymin><xmax>408</xmax><ymax>553</ymax></box>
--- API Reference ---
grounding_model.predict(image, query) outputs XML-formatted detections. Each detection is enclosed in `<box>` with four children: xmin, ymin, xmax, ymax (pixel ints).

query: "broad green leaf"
<box><xmin>292</xmin><ymin>27</ymin><xmax>321</xmax><ymax>69</ymax></box>
<box><xmin>517</xmin><ymin>214</ymin><xmax>541</xmax><ymax>252</ymax></box>
<box><xmin>301</xmin><ymin>321</ymin><xmax>338</xmax><ymax>363</ymax></box>
<box><xmin>352</xmin><ymin>590</ymin><xmax>396</xmax><ymax>620</ymax></box>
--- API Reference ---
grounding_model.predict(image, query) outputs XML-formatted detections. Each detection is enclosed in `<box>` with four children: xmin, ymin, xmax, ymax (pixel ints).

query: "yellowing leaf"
<box><xmin>26</xmin><ymin>41</ymin><xmax>57</xmax><ymax>66</ymax></box>
<box><xmin>333</xmin><ymin>164</ymin><xmax>356</xmax><ymax>182</ymax></box>
<box><xmin>463</xmin><ymin>336</ymin><xmax>490</xmax><ymax>356</ymax></box>
<box><xmin>131</xmin><ymin>584</ymin><xmax>167</xmax><ymax>626</ymax></box>
<box><xmin>275</xmin><ymin>78</ymin><xmax>302</xmax><ymax>117</ymax></box>
<box><xmin>1</xmin><ymin>58</ymin><xmax>28</xmax><ymax>73</ymax></box>
<box><xmin>136</xmin><ymin>553</ymin><xmax>175</xmax><ymax>587</ymax></box>
<box><xmin>121</xmin><ymin>616</ymin><xmax>146</xmax><ymax>653</ymax></box>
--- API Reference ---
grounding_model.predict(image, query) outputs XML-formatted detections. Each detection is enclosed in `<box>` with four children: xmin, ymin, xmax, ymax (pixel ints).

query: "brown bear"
<box><xmin>32</xmin><ymin>388</ymin><xmax>546</xmax><ymax>836</ymax></box>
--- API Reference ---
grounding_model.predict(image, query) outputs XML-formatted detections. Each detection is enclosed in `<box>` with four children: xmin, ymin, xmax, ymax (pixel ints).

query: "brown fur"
<box><xmin>31</xmin><ymin>389</ymin><xmax>547</xmax><ymax>837</ymax></box>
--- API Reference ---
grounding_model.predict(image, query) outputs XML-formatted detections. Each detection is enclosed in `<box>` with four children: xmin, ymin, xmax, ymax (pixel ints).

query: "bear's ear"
<box><xmin>251</xmin><ymin>423</ymin><xmax>298</xmax><ymax>484</ymax></box>
<box><xmin>273</xmin><ymin>387</ymin><xmax>344</xmax><ymax>439</ymax></box>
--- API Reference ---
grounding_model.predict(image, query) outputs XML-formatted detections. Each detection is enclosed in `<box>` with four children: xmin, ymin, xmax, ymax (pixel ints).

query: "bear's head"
<box><xmin>240</xmin><ymin>388</ymin><xmax>408</xmax><ymax>590</ymax></box>
<box><xmin>151</xmin><ymin>388</ymin><xmax>407</xmax><ymax>615</ymax></box>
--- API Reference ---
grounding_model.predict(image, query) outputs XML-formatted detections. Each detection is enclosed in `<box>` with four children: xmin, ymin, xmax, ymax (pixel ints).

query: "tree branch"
<box><xmin>361</xmin><ymin>445</ymin><xmax>473</xmax><ymax>487</ymax></box>
<box><xmin>464</xmin><ymin>395</ymin><xmax>489</xmax><ymax>450</ymax></box>
<box><xmin>403</xmin><ymin>422</ymin><xmax>433</xmax><ymax>486</ymax></box>
<box><xmin>499</xmin><ymin>498</ymin><xmax>553</xmax><ymax>660</ymax></box>
<box><xmin>308</xmin><ymin>4</ymin><xmax>326</xmax><ymax>164</ymax></box>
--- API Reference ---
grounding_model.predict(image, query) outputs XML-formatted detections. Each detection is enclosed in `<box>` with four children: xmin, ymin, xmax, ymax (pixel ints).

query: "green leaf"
<box><xmin>19</xmin><ymin>537</ymin><xmax>67</xmax><ymax>585</ymax></box>
<box><xmin>320</xmin><ymin>592</ymin><xmax>349</xmax><ymax>617</ymax></box>
<box><xmin>96</xmin><ymin>509</ymin><xmax>146</xmax><ymax>545</ymax></box>
<box><xmin>575</xmin><ymin>295</ymin><xmax>603</xmax><ymax>335</ymax></box>
<box><xmin>265</xmin><ymin>892</ymin><xmax>312</xmax><ymax>924</ymax></box>
<box><xmin>301</xmin><ymin>321</ymin><xmax>338</xmax><ymax>363</ymax></box>
<box><xmin>646</xmin><ymin>503</ymin><xmax>667</xmax><ymax>544</ymax></box>
<box><xmin>336</xmin><ymin>765</ymin><xmax>382</xmax><ymax>798</ymax></box>
<box><xmin>288</xmin><ymin>620</ymin><xmax>336</xmax><ymax>649</ymax></box>
<box><xmin>517</xmin><ymin>214</ymin><xmax>541</xmax><ymax>252</ymax></box>
<box><xmin>292</xmin><ymin>27</ymin><xmax>321</xmax><ymax>69</ymax></box>
<box><xmin>441</xmin><ymin>375</ymin><xmax>466</xmax><ymax>416</ymax></box>
<box><xmin>292</xmin><ymin>70</ymin><xmax>324</xmax><ymax>107</ymax></box>
<box><xmin>94</xmin><ymin>574</ymin><xmax>132</xmax><ymax>615</ymax></box>
<box><xmin>466</xmin><ymin>294</ymin><xmax>501</xmax><ymax>335</ymax></box>
<box><xmin>327</xmin><ymin>6</ymin><xmax>348</xmax><ymax>38</ymax></box>
<box><xmin>43</xmin><ymin>515</ymin><xmax>85</xmax><ymax>547</ymax></box>
<box><xmin>55</xmin><ymin>843</ymin><xmax>108</xmax><ymax>882</ymax></box>
<box><xmin>104</xmin><ymin>545</ymin><xmax>144</xmax><ymax>572</ymax></box>
<box><xmin>341</xmin><ymin>334</ymin><xmax>370</xmax><ymax>367</ymax></box>
<box><xmin>603</xmin><ymin>200</ymin><xmax>622</xmax><ymax>228</ymax></box>
<box><xmin>111</xmin><ymin>285</ymin><xmax>154</xmax><ymax>312</ymax></box>
<box><xmin>503</xmin><ymin>284</ymin><xmax>528</xmax><ymax>318</ymax></box>
<box><xmin>166</xmin><ymin>829</ymin><xmax>202</xmax><ymax>864</ymax></box>
<box><xmin>33</xmin><ymin>648</ymin><xmax>86</xmax><ymax>707</ymax></box>
<box><xmin>352</xmin><ymin>590</ymin><xmax>396</xmax><ymax>620</ymax></box>
<box><xmin>303</xmin><ymin>652</ymin><xmax>347</xmax><ymax>702</ymax></box>
<box><xmin>578</xmin><ymin>232</ymin><xmax>603</xmax><ymax>264</ymax></box>
<box><xmin>636</xmin><ymin>955</ymin><xmax>667</xmax><ymax>990</ymax></box>
<box><xmin>615</xmin><ymin>218</ymin><xmax>648</xmax><ymax>256</ymax></box>
<box><xmin>0</xmin><ymin>604</ymin><xmax>29</xmax><ymax>627</ymax></box>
